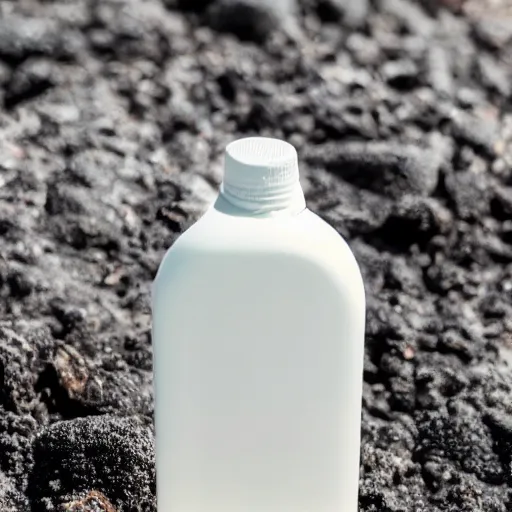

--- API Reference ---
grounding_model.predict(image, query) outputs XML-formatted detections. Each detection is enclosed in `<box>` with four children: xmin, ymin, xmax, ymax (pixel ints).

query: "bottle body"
<box><xmin>152</xmin><ymin>196</ymin><xmax>365</xmax><ymax>512</ymax></box>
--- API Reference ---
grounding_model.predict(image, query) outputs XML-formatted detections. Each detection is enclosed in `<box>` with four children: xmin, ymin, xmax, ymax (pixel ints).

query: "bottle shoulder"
<box><xmin>154</xmin><ymin>207</ymin><xmax>364</xmax><ymax>301</ymax></box>
<box><xmin>166</xmin><ymin>207</ymin><xmax>349</xmax><ymax>255</ymax></box>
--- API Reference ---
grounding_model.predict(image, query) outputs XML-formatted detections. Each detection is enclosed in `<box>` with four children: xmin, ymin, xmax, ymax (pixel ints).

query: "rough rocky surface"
<box><xmin>1</xmin><ymin>0</ymin><xmax>512</xmax><ymax>510</ymax></box>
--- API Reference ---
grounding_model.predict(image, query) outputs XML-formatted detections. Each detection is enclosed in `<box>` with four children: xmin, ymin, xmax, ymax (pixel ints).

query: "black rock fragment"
<box><xmin>168</xmin><ymin>0</ymin><xmax>215</xmax><ymax>11</ymax></box>
<box><xmin>416</xmin><ymin>411</ymin><xmax>505</xmax><ymax>485</ymax></box>
<box><xmin>0</xmin><ymin>471</ymin><xmax>28</xmax><ymax>512</ymax></box>
<box><xmin>304</xmin><ymin>142</ymin><xmax>440</xmax><ymax>199</ymax></box>
<box><xmin>28</xmin><ymin>415</ymin><xmax>155</xmax><ymax>511</ymax></box>
<box><xmin>206</xmin><ymin>0</ymin><xmax>297</xmax><ymax>43</ymax></box>
<box><xmin>381</xmin><ymin>59</ymin><xmax>420</xmax><ymax>90</ymax></box>
<box><xmin>6</xmin><ymin>269</ymin><xmax>34</xmax><ymax>299</ymax></box>
<box><xmin>0</xmin><ymin>18</ymin><xmax>77</xmax><ymax>65</ymax></box>
<box><xmin>0</xmin><ymin>327</ymin><xmax>41</xmax><ymax>413</ymax></box>
<box><xmin>483</xmin><ymin>409</ymin><xmax>512</xmax><ymax>483</ymax></box>
<box><xmin>374</xmin><ymin>196</ymin><xmax>452</xmax><ymax>250</ymax></box>
<box><xmin>4</xmin><ymin>59</ymin><xmax>56</xmax><ymax>109</ymax></box>
<box><xmin>490</xmin><ymin>187</ymin><xmax>512</xmax><ymax>221</ymax></box>
<box><xmin>316</xmin><ymin>0</ymin><xmax>369</xmax><ymax>28</ymax></box>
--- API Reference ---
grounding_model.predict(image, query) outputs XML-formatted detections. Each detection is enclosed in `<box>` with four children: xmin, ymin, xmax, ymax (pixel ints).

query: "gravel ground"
<box><xmin>1</xmin><ymin>0</ymin><xmax>512</xmax><ymax>510</ymax></box>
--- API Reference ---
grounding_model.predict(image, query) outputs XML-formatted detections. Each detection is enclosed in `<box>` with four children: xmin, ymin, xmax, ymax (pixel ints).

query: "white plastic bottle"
<box><xmin>152</xmin><ymin>137</ymin><xmax>366</xmax><ymax>512</ymax></box>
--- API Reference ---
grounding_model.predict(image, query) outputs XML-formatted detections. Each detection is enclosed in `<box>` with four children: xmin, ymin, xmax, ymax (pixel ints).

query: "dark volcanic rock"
<box><xmin>170</xmin><ymin>0</ymin><xmax>215</xmax><ymax>11</ymax></box>
<box><xmin>29</xmin><ymin>415</ymin><xmax>155</xmax><ymax>511</ymax></box>
<box><xmin>206</xmin><ymin>0</ymin><xmax>297</xmax><ymax>42</ymax></box>
<box><xmin>4</xmin><ymin>59</ymin><xmax>57</xmax><ymax>110</ymax></box>
<box><xmin>381</xmin><ymin>59</ymin><xmax>420</xmax><ymax>90</ymax></box>
<box><xmin>305</xmin><ymin>142</ymin><xmax>440</xmax><ymax>199</ymax></box>
<box><xmin>316</xmin><ymin>0</ymin><xmax>369</xmax><ymax>27</ymax></box>
<box><xmin>374</xmin><ymin>196</ymin><xmax>453</xmax><ymax>250</ymax></box>
<box><xmin>0</xmin><ymin>18</ymin><xmax>78</xmax><ymax>65</ymax></box>
<box><xmin>0</xmin><ymin>471</ymin><xmax>28</xmax><ymax>512</ymax></box>
<box><xmin>0</xmin><ymin>327</ymin><xmax>51</xmax><ymax>414</ymax></box>
<box><xmin>416</xmin><ymin>410</ymin><xmax>504</xmax><ymax>485</ymax></box>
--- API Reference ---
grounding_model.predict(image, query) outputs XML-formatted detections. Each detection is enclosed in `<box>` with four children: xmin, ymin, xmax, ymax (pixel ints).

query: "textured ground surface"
<box><xmin>1</xmin><ymin>0</ymin><xmax>512</xmax><ymax>510</ymax></box>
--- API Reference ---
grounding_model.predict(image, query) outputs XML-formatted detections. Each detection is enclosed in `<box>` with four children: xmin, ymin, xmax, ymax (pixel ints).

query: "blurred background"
<box><xmin>1</xmin><ymin>0</ymin><xmax>512</xmax><ymax>510</ymax></box>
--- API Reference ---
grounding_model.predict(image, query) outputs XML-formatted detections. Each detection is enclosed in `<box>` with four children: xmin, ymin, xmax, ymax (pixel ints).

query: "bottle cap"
<box><xmin>221</xmin><ymin>137</ymin><xmax>305</xmax><ymax>213</ymax></box>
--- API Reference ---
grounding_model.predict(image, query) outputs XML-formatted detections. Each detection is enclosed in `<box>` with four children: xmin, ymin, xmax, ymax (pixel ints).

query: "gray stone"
<box><xmin>304</xmin><ymin>141</ymin><xmax>441</xmax><ymax>199</ymax></box>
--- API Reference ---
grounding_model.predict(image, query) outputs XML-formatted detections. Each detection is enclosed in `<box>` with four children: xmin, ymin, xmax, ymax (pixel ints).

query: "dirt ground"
<box><xmin>1</xmin><ymin>0</ymin><xmax>512</xmax><ymax>510</ymax></box>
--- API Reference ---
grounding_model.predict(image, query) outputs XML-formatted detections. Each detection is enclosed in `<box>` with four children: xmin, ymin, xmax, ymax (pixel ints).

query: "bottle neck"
<box><xmin>219</xmin><ymin>181</ymin><xmax>306</xmax><ymax>217</ymax></box>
